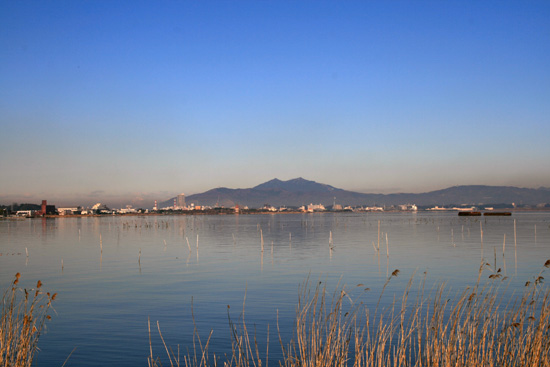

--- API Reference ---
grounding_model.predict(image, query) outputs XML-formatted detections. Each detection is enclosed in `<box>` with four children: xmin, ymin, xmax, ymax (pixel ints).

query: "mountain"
<box><xmin>159</xmin><ymin>178</ymin><xmax>550</xmax><ymax>209</ymax></box>
<box><xmin>253</xmin><ymin>178</ymin><xmax>339</xmax><ymax>192</ymax></box>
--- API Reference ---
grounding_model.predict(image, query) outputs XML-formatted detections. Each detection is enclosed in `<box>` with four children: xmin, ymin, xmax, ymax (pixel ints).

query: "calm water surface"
<box><xmin>1</xmin><ymin>212</ymin><xmax>549</xmax><ymax>366</ymax></box>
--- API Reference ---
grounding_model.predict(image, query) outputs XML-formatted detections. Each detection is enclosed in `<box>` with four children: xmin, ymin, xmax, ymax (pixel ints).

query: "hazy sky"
<box><xmin>1</xmin><ymin>1</ymin><xmax>549</xmax><ymax>208</ymax></box>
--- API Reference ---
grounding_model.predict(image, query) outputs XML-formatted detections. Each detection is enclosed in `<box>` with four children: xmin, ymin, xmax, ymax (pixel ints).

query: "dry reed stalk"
<box><xmin>149</xmin><ymin>261</ymin><xmax>550</xmax><ymax>367</ymax></box>
<box><xmin>1</xmin><ymin>274</ymin><xmax>56</xmax><ymax>367</ymax></box>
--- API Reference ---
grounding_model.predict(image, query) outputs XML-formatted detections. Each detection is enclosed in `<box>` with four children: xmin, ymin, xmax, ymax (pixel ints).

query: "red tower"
<box><xmin>41</xmin><ymin>200</ymin><xmax>47</xmax><ymax>215</ymax></box>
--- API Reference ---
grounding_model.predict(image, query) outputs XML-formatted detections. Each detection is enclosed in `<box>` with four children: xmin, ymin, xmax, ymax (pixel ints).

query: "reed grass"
<box><xmin>150</xmin><ymin>261</ymin><xmax>550</xmax><ymax>367</ymax></box>
<box><xmin>1</xmin><ymin>273</ymin><xmax>56</xmax><ymax>367</ymax></box>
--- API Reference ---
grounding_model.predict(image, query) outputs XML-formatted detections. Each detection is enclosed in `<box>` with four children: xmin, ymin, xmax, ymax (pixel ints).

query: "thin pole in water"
<box><xmin>514</xmin><ymin>219</ymin><xmax>517</xmax><ymax>274</ymax></box>
<box><xmin>451</xmin><ymin>228</ymin><xmax>454</xmax><ymax>246</ymax></box>
<box><xmin>377</xmin><ymin>220</ymin><xmax>380</xmax><ymax>251</ymax></box>
<box><xmin>480</xmin><ymin>222</ymin><xmax>484</xmax><ymax>259</ymax></box>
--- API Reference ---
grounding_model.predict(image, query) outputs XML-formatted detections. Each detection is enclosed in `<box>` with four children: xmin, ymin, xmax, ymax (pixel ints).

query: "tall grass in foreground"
<box><xmin>150</xmin><ymin>261</ymin><xmax>550</xmax><ymax>367</ymax></box>
<box><xmin>0</xmin><ymin>273</ymin><xmax>56</xmax><ymax>367</ymax></box>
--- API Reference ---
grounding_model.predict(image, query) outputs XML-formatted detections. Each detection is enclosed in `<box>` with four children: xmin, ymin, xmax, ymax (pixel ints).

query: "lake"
<box><xmin>1</xmin><ymin>212</ymin><xmax>549</xmax><ymax>366</ymax></box>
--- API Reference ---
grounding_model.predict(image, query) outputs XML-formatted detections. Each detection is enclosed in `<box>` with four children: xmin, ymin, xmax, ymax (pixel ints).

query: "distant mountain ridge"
<box><xmin>159</xmin><ymin>178</ymin><xmax>550</xmax><ymax>208</ymax></box>
<box><xmin>253</xmin><ymin>178</ymin><xmax>339</xmax><ymax>192</ymax></box>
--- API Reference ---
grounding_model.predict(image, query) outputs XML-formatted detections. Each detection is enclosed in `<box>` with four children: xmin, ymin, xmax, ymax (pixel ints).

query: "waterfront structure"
<box><xmin>176</xmin><ymin>193</ymin><xmax>186</xmax><ymax>209</ymax></box>
<box><xmin>37</xmin><ymin>200</ymin><xmax>57</xmax><ymax>215</ymax></box>
<box><xmin>58</xmin><ymin>207</ymin><xmax>82</xmax><ymax>215</ymax></box>
<box><xmin>91</xmin><ymin>203</ymin><xmax>111</xmax><ymax>214</ymax></box>
<box><xmin>307</xmin><ymin>203</ymin><xmax>326</xmax><ymax>212</ymax></box>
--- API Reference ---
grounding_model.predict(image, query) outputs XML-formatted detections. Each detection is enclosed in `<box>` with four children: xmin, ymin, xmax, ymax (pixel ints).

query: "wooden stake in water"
<box><xmin>261</xmin><ymin>229</ymin><xmax>264</xmax><ymax>253</ymax></box>
<box><xmin>232</xmin><ymin>233</ymin><xmax>236</xmax><ymax>245</ymax></box>
<box><xmin>100</xmin><ymin>233</ymin><xmax>103</xmax><ymax>253</ymax></box>
<box><xmin>329</xmin><ymin>231</ymin><xmax>334</xmax><ymax>258</ymax></box>
<box><xmin>503</xmin><ymin>234</ymin><xmax>506</xmax><ymax>254</ymax></box>
<box><xmin>480</xmin><ymin>222</ymin><xmax>484</xmax><ymax>259</ymax></box>
<box><xmin>480</xmin><ymin>222</ymin><xmax>483</xmax><ymax>244</ymax></box>
<box><xmin>386</xmin><ymin>233</ymin><xmax>389</xmax><ymax>258</ymax></box>
<box><xmin>25</xmin><ymin>247</ymin><xmax>28</xmax><ymax>257</ymax></box>
<box><xmin>514</xmin><ymin>219</ymin><xmax>517</xmax><ymax>274</ymax></box>
<box><xmin>377</xmin><ymin>220</ymin><xmax>381</xmax><ymax>251</ymax></box>
<box><xmin>139</xmin><ymin>248</ymin><xmax>141</xmax><ymax>264</ymax></box>
<box><xmin>514</xmin><ymin>219</ymin><xmax>517</xmax><ymax>248</ymax></box>
<box><xmin>196</xmin><ymin>234</ymin><xmax>199</xmax><ymax>250</ymax></box>
<box><xmin>451</xmin><ymin>228</ymin><xmax>454</xmax><ymax>246</ymax></box>
<box><xmin>186</xmin><ymin>237</ymin><xmax>191</xmax><ymax>252</ymax></box>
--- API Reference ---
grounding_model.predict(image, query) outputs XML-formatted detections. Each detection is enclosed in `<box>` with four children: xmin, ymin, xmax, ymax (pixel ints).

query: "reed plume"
<box><xmin>1</xmin><ymin>274</ymin><xmax>56</xmax><ymax>367</ymax></box>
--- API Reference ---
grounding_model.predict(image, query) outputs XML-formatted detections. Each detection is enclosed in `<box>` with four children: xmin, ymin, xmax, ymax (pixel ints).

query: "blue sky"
<box><xmin>1</xmin><ymin>1</ymin><xmax>549</xmax><ymax>207</ymax></box>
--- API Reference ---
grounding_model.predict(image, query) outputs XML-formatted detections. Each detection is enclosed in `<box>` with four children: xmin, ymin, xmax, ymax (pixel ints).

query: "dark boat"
<box><xmin>458</xmin><ymin>211</ymin><xmax>482</xmax><ymax>216</ymax></box>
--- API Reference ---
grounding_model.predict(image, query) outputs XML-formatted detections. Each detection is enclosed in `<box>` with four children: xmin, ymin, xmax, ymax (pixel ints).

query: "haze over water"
<box><xmin>1</xmin><ymin>212</ymin><xmax>549</xmax><ymax>366</ymax></box>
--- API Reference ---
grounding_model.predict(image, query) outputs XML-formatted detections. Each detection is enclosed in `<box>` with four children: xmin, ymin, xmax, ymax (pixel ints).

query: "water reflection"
<box><xmin>0</xmin><ymin>212</ymin><xmax>549</xmax><ymax>366</ymax></box>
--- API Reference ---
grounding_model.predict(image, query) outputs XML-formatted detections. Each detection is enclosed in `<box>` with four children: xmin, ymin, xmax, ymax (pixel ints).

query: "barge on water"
<box><xmin>458</xmin><ymin>211</ymin><xmax>512</xmax><ymax>216</ymax></box>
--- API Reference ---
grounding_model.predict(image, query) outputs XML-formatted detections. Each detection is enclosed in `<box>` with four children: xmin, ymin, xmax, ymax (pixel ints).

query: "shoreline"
<box><xmin>2</xmin><ymin>207</ymin><xmax>549</xmax><ymax>220</ymax></box>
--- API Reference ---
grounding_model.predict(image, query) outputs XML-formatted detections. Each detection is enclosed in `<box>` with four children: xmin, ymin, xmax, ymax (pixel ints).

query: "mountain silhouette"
<box><xmin>159</xmin><ymin>178</ymin><xmax>550</xmax><ymax>208</ymax></box>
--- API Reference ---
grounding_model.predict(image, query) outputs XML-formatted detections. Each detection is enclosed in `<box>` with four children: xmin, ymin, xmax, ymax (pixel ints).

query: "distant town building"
<box><xmin>58</xmin><ymin>207</ymin><xmax>82</xmax><ymax>215</ymax></box>
<box><xmin>398</xmin><ymin>204</ymin><xmax>418</xmax><ymax>212</ymax></box>
<box><xmin>176</xmin><ymin>193</ymin><xmax>186</xmax><ymax>209</ymax></box>
<box><xmin>91</xmin><ymin>203</ymin><xmax>110</xmax><ymax>214</ymax></box>
<box><xmin>16</xmin><ymin>210</ymin><xmax>36</xmax><ymax>217</ymax></box>
<box><xmin>262</xmin><ymin>204</ymin><xmax>277</xmax><ymax>212</ymax></box>
<box><xmin>38</xmin><ymin>200</ymin><xmax>57</xmax><ymax>215</ymax></box>
<box><xmin>307</xmin><ymin>203</ymin><xmax>326</xmax><ymax>212</ymax></box>
<box><xmin>117</xmin><ymin>205</ymin><xmax>137</xmax><ymax>214</ymax></box>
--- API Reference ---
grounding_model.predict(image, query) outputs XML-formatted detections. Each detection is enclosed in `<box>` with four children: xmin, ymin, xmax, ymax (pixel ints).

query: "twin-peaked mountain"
<box><xmin>161</xmin><ymin>178</ymin><xmax>550</xmax><ymax>208</ymax></box>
